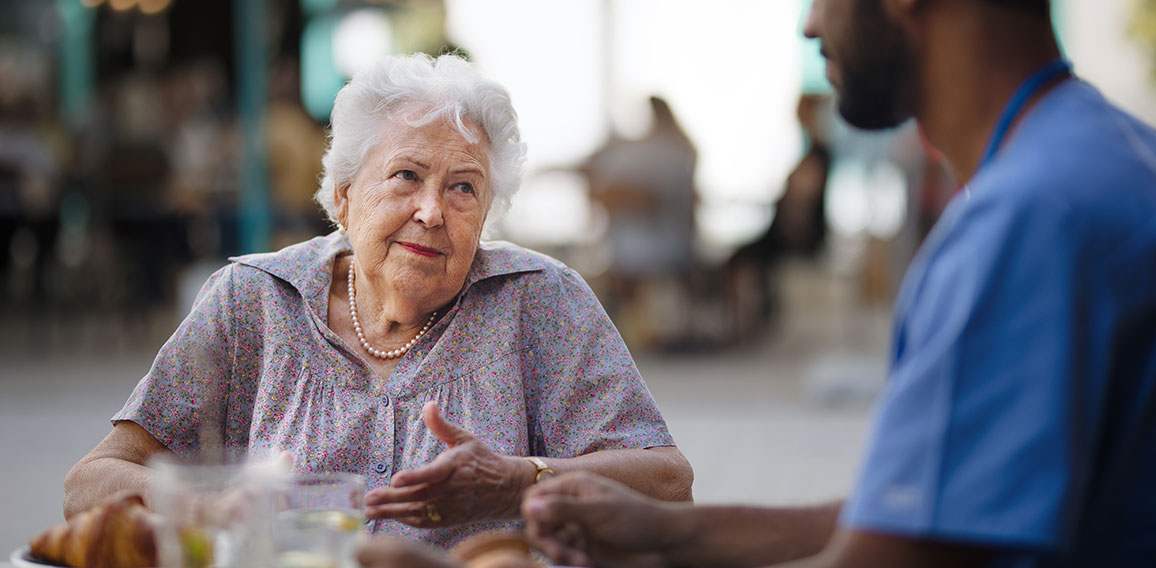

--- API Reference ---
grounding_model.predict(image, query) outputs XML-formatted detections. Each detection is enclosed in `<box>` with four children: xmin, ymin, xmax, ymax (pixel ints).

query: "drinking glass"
<box><xmin>151</xmin><ymin>458</ymin><xmax>278</xmax><ymax>568</ymax></box>
<box><xmin>273</xmin><ymin>472</ymin><xmax>367</xmax><ymax>568</ymax></box>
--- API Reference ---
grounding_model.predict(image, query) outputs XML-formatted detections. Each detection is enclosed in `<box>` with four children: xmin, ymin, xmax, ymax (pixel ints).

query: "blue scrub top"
<box><xmin>842</xmin><ymin>79</ymin><xmax>1156</xmax><ymax>567</ymax></box>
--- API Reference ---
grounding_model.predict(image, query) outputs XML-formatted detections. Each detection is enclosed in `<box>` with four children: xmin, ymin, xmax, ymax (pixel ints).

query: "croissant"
<box><xmin>29</xmin><ymin>493</ymin><xmax>159</xmax><ymax>568</ymax></box>
<box><xmin>449</xmin><ymin>530</ymin><xmax>544</xmax><ymax>568</ymax></box>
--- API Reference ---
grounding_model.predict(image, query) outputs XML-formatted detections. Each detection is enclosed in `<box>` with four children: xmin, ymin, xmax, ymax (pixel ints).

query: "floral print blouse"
<box><xmin>113</xmin><ymin>232</ymin><xmax>675</xmax><ymax>547</ymax></box>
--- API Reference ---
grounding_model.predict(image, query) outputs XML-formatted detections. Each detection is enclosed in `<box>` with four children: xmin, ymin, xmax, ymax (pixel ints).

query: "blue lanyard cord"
<box><xmin>977</xmin><ymin>58</ymin><xmax>1072</xmax><ymax>171</ymax></box>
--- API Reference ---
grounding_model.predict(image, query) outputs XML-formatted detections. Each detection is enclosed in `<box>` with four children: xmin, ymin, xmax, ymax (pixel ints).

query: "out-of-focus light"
<box><xmin>698</xmin><ymin>200</ymin><xmax>774</xmax><ymax>249</ymax></box>
<box><xmin>139</xmin><ymin>0</ymin><xmax>172</xmax><ymax>15</ymax></box>
<box><xmin>109</xmin><ymin>0</ymin><xmax>137</xmax><ymax>12</ymax></box>
<box><xmin>864</xmin><ymin>162</ymin><xmax>907</xmax><ymax>239</ymax></box>
<box><xmin>301</xmin><ymin>15</ymin><xmax>345</xmax><ymax>121</ymax></box>
<box><xmin>333</xmin><ymin>8</ymin><xmax>394</xmax><ymax>78</ymax></box>
<box><xmin>302</xmin><ymin>0</ymin><xmax>338</xmax><ymax>17</ymax></box>
<box><xmin>825</xmin><ymin>159</ymin><xmax>907</xmax><ymax>239</ymax></box>
<box><xmin>80</xmin><ymin>0</ymin><xmax>106</xmax><ymax>8</ymax></box>
<box><xmin>826</xmin><ymin>160</ymin><xmax>871</xmax><ymax>236</ymax></box>
<box><xmin>500</xmin><ymin>171</ymin><xmax>594</xmax><ymax>247</ymax></box>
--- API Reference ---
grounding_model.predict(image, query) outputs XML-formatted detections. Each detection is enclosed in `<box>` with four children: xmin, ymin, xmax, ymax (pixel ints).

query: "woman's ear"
<box><xmin>334</xmin><ymin>182</ymin><xmax>351</xmax><ymax>228</ymax></box>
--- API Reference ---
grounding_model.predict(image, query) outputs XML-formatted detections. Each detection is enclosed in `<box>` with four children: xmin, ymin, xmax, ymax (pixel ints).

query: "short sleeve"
<box><xmin>842</xmin><ymin>192</ymin><xmax>1079</xmax><ymax>550</ymax></box>
<box><xmin>520</xmin><ymin>267</ymin><xmax>676</xmax><ymax>457</ymax></box>
<box><xmin>111</xmin><ymin>264</ymin><xmax>238</xmax><ymax>459</ymax></box>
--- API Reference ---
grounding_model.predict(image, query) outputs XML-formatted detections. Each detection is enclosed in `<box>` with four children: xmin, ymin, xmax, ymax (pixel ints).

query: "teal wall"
<box><xmin>798</xmin><ymin>0</ymin><xmax>831</xmax><ymax>95</ymax></box>
<box><xmin>57</xmin><ymin>0</ymin><xmax>94</xmax><ymax>128</ymax></box>
<box><xmin>1052</xmin><ymin>0</ymin><xmax>1068</xmax><ymax>57</ymax></box>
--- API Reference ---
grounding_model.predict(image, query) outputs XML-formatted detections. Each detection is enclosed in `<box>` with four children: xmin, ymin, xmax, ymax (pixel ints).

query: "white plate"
<box><xmin>8</xmin><ymin>545</ymin><xmax>62</xmax><ymax>567</ymax></box>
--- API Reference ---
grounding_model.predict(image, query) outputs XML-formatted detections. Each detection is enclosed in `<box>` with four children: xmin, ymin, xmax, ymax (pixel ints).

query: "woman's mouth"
<box><xmin>397</xmin><ymin>241</ymin><xmax>442</xmax><ymax>258</ymax></box>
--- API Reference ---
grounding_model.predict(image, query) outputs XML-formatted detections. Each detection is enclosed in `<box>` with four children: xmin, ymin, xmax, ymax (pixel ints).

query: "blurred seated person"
<box><xmin>266</xmin><ymin>57</ymin><xmax>330</xmax><ymax>249</ymax></box>
<box><xmin>726</xmin><ymin>94</ymin><xmax>832</xmax><ymax>339</ymax></box>
<box><xmin>63</xmin><ymin>53</ymin><xmax>692</xmax><ymax>548</ymax></box>
<box><xmin>582</xmin><ymin>96</ymin><xmax>698</xmax><ymax>348</ymax></box>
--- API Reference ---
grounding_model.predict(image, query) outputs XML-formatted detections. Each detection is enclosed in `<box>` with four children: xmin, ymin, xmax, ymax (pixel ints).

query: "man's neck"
<box><xmin>914</xmin><ymin>4</ymin><xmax>1063</xmax><ymax>182</ymax></box>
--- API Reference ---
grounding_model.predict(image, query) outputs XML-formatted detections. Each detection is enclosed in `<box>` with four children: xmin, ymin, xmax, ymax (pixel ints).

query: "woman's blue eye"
<box><xmin>454</xmin><ymin>183</ymin><xmax>475</xmax><ymax>195</ymax></box>
<box><xmin>395</xmin><ymin>170</ymin><xmax>418</xmax><ymax>181</ymax></box>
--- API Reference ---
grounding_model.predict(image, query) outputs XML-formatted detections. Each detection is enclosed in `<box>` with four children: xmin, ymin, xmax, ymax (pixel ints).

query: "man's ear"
<box><xmin>334</xmin><ymin>182</ymin><xmax>351</xmax><ymax>227</ymax></box>
<box><xmin>881</xmin><ymin>0</ymin><xmax>927</xmax><ymax>42</ymax></box>
<box><xmin>883</xmin><ymin>0</ymin><xmax>921</xmax><ymax>20</ymax></box>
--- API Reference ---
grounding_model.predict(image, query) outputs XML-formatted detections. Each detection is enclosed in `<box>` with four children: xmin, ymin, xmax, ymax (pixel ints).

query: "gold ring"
<box><xmin>425</xmin><ymin>503</ymin><xmax>442</xmax><ymax>522</ymax></box>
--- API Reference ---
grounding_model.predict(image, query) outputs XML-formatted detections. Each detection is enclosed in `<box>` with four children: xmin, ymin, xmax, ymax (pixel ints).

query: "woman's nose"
<box><xmin>412</xmin><ymin>186</ymin><xmax>444</xmax><ymax>228</ymax></box>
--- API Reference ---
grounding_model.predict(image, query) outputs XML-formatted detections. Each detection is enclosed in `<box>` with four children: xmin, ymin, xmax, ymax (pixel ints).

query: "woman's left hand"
<box><xmin>365</xmin><ymin>401</ymin><xmax>532</xmax><ymax>528</ymax></box>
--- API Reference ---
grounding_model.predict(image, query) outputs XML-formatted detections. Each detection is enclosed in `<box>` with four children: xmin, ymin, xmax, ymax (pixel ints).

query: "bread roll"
<box><xmin>28</xmin><ymin>493</ymin><xmax>158</xmax><ymax>568</ymax></box>
<box><xmin>449</xmin><ymin>530</ymin><xmax>543</xmax><ymax>568</ymax></box>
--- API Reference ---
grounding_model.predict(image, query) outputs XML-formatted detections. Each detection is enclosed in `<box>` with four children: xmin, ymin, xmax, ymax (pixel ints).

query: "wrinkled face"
<box><xmin>804</xmin><ymin>0</ymin><xmax>915</xmax><ymax>130</ymax></box>
<box><xmin>335</xmin><ymin>112</ymin><xmax>492</xmax><ymax>310</ymax></box>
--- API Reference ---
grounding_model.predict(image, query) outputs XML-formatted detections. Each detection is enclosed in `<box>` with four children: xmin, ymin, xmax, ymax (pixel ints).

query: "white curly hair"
<box><xmin>314</xmin><ymin>53</ymin><xmax>527</xmax><ymax>230</ymax></box>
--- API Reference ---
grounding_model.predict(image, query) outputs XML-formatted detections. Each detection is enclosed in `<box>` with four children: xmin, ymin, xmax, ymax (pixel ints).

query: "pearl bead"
<box><xmin>348</xmin><ymin>259</ymin><xmax>437</xmax><ymax>360</ymax></box>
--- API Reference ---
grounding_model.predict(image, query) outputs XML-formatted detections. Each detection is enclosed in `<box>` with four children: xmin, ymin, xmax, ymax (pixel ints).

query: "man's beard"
<box><xmin>835</xmin><ymin>0</ymin><xmax>915</xmax><ymax>130</ymax></box>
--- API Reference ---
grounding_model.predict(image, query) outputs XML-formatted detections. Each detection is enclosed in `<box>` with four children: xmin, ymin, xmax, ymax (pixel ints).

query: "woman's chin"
<box><xmin>382</xmin><ymin>269</ymin><xmax>459</xmax><ymax>305</ymax></box>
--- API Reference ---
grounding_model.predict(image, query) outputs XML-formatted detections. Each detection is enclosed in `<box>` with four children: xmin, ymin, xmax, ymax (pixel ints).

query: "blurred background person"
<box><xmin>725</xmin><ymin>93</ymin><xmax>833</xmax><ymax>342</ymax></box>
<box><xmin>265</xmin><ymin>56</ymin><xmax>329</xmax><ymax>250</ymax></box>
<box><xmin>163</xmin><ymin>59</ymin><xmax>237</xmax><ymax>257</ymax></box>
<box><xmin>0</xmin><ymin>83</ymin><xmax>64</xmax><ymax>316</ymax></box>
<box><xmin>580</xmin><ymin>95</ymin><xmax>698</xmax><ymax>350</ymax></box>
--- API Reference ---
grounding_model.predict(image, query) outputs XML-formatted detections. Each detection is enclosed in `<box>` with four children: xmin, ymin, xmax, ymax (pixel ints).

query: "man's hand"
<box><xmin>356</xmin><ymin>536</ymin><xmax>462</xmax><ymax>568</ymax></box>
<box><xmin>522</xmin><ymin>471</ymin><xmax>686</xmax><ymax>567</ymax></box>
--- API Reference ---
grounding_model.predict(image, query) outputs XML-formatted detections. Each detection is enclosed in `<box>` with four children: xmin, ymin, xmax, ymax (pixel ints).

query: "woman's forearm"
<box><xmin>662</xmin><ymin>501</ymin><xmax>842</xmax><ymax>567</ymax></box>
<box><xmin>539</xmin><ymin>446</ymin><xmax>694</xmax><ymax>502</ymax></box>
<box><xmin>63</xmin><ymin>457</ymin><xmax>157</xmax><ymax>519</ymax></box>
<box><xmin>64</xmin><ymin>422</ymin><xmax>171</xmax><ymax>519</ymax></box>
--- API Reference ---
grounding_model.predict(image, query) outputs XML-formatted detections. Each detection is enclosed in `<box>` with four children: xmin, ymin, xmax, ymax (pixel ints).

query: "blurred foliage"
<box><xmin>1130</xmin><ymin>0</ymin><xmax>1156</xmax><ymax>79</ymax></box>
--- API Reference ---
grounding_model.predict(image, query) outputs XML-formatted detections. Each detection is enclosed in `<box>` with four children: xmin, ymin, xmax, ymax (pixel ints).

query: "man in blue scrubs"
<box><xmin>513</xmin><ymin>0</ymin><xmax>1156</xmax><ymax>566</ymax></box>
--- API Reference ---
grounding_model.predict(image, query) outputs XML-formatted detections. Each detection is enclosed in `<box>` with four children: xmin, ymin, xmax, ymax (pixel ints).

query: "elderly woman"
<box><xmin>63</xmin><ymin>53</ymin><xmax>692</xmax><ymax>547</ymax></box>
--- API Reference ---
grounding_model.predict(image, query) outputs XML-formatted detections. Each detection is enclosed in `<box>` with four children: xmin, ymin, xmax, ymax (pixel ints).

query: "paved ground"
<box><xmin>0</xmin><ymin>261</ymin><xmax>891</xmax><ymax>556</ymax></box>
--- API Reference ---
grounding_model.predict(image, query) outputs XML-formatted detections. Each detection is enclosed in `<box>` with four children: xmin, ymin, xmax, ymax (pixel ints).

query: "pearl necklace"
<box><xmin>347</xmin><ymin>260</ymin><xmax>435</xmax><ymax>359</ymax></box>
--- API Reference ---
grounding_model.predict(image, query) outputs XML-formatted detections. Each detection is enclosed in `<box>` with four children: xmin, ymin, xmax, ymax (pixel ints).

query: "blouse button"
<box><xmin>373</xmin><ymin>462</ymin><xmax>388</xmax><ymax>474</ymax></box>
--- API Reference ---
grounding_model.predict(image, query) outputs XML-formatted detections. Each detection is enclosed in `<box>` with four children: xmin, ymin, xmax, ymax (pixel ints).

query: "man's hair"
<box><xmin>980</xmin><ymin>0</ymin><xmax>1051</xmax><ymax>16</ymax></box>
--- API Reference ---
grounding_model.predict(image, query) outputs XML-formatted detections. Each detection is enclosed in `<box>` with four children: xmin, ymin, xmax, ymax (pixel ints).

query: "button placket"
<box><xmin>370</xmin><ymin>387</ymin><xmax>395</xmax><ymax>480</ymax></box>
<box><xmin>364</xmin><ymin>391</ymin><xmax>394</xmax><ymax>535</ymax></box>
